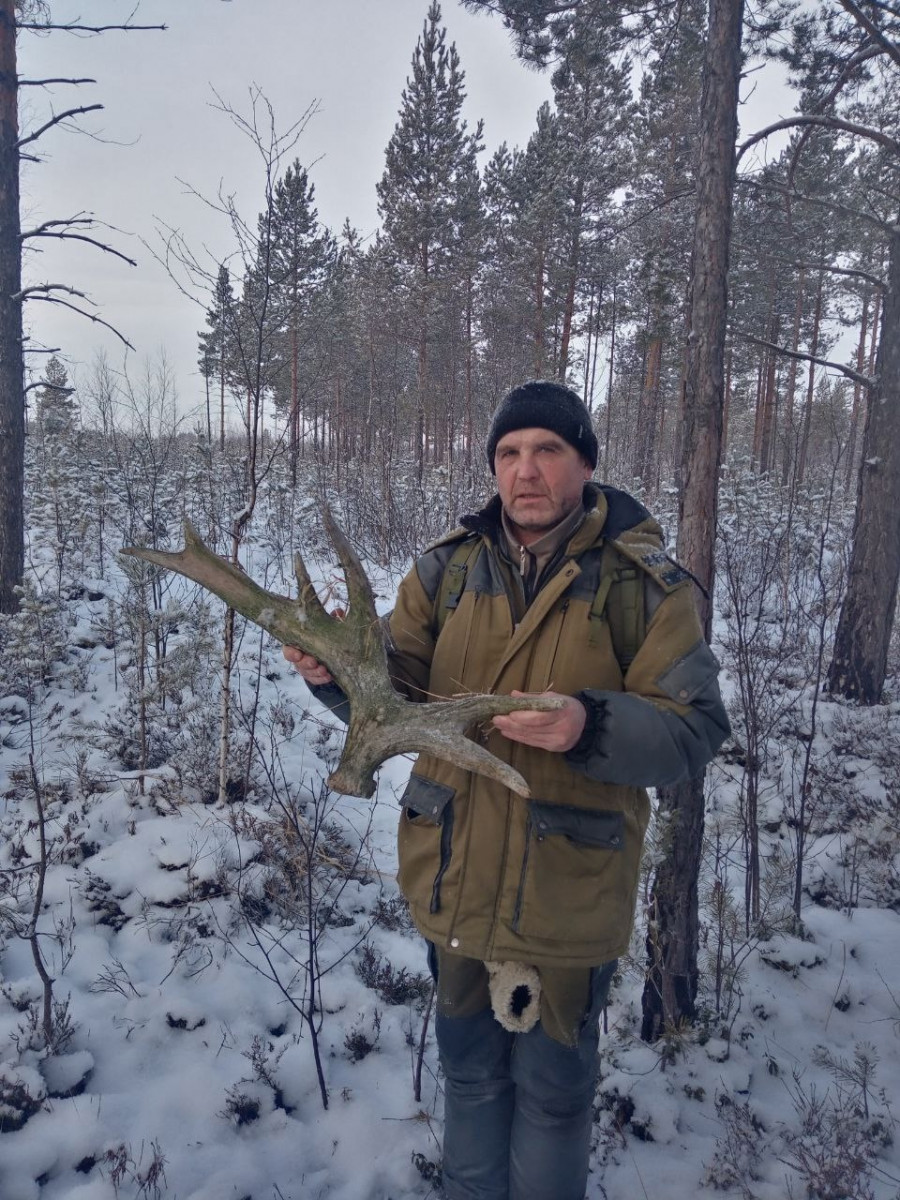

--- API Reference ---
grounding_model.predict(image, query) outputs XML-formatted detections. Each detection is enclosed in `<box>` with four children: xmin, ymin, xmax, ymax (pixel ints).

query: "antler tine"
<box><xmin>292</xmin><ymin>549</ymin><xmax>329</xmax><ymax>621</ymax></box>
<box><xmin>124</xmin><ymin>521</ymin><xmax>297</xmax><ymax>640</ymax></box>
<box><xmin>322</xmin><ymin>505</ymin><xmax>378</xmax><ymax>627</ymax></box>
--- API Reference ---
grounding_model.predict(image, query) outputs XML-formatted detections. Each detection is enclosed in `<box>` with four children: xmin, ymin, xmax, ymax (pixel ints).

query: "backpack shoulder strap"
<box><xmin>434</xmin><ymin>536</ymin><xmax>483</xmax><ymax>636</ymax></box>
<box><xmin>589</xmin><ymin>547</ymin><xmax>646</xmax><ymax>668</ymax></box>
<box><xmin>600</xmin><ymin>536</ymin><xmax>693</xmax><ymax>670</ymax></box>
<box><xmin>607</xmin><ymin>563</ymin><xmax>644</xmax><ymax>669</ymax></box>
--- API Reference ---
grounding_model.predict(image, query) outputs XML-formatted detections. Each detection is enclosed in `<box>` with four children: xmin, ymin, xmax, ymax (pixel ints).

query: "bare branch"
<box><xmin>737</xmin><ymin>114</ymin><xmax>900</xmax><ymax>164</ymax></box>
<box><xmin>838</xmin><ymin>0</ymin><xmax>900</xmax><ymax>70</ymax></box>
<box><xmin>122</xmin><ymin>513</ymin><xmax>564</xmax><ymax>799</ymax></box>
<box><xmin>14</xmin><ymin>282</ymin><xmax>90</xmax><ymax>301</ymax></box>
<box><xmin>24</xmin><ymin>230</ymin><xmax>138</xmax><ymax>267</ymax></box>
<box><xmin>17</xmin><ymin>103</ymin><xmax>103</xmax><ymax>150</ymax></box>
<box><xmin>20</xmin><ymin>213</ymin><xmax>138</xmax><ymax>265</ymax></box>
<box><xmin>732</xmin><ymin>328</ymin><xmax>873</xmax><ymax>387</ymax></box>
<box><xmin>23</xmin><ymin>293</ymin><xmax>135</xmax><ymax>350</ymax></box>
<box><xmin>16</xmin><ymin>22</ymin><xmax>167</xmax><ymax>33</ymax></box>
<box><xmin>612</xmin><ymin>186</ymin><xmax>697</xmax><ymax>235</ymax></box>
<box><xmin>18</xmin><ymin>77</ymin><xmax>97</xmax><ymax>86</ymax></box>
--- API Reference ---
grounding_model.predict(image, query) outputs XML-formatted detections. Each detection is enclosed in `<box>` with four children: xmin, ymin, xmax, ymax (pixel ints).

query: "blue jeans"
<box><xmin>435</xmin><ymin>960</ymin><xmax>615</xmax><ymax>1200</ymax></box>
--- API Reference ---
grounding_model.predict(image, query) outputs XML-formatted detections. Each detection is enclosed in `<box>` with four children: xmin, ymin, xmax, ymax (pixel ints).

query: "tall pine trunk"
<box><xmin>780</xmin><ymin>269</ymin><xmax>805</xmax><ymax>487</ymax></box>
<box><xmin>796</xmin><ymin>268</ymin><xmax>824</xmax><ymax>485</ymax></box>
<box><xmin>844</xmin><ymin>290</ymin><xmax>869</xmax><ymax>492</ymax></box>
<box><xmin>827</xmin><ymin>224</ymin><xmax>900</xmax><ymax>704</ymax></box>
<box><xmin>533</xmin><ymin>246</ymin><xmax>546</xmax><ymax>377</ymax></box>
<box><xmin>558</xmin><ymin>176</ymin><xmax>585</xmax><ymax>375</ymax></box>
<box><xmin>0</xmin><ymin>0</ymin><xmax>23</xmax><ymax>614</ymax></box>
<box><xmin>642</xmin><ymin>0</ymin><xmax>743</xmax><ymax>1043</ymax></box>
<box><xmin>845</xmin><ymin>286</ymin><xmax>879</xmax><ymax>493</ymax></box>
<box><xmin>636</xmin><ymin>334</ymin><xmax>663</xmax><ymax>484</ymax></box>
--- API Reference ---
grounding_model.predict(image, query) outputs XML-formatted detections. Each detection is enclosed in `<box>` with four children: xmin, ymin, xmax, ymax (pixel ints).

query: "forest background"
<box><xmin>1</xmin><ymin>0</ymin><xmax>899</xmax><ymax>1197</ymax></box>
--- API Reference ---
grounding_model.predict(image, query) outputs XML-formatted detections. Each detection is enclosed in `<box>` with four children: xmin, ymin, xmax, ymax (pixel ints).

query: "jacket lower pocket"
<box><xmin>397</xmin><ymin>774</ymin><xmax>455</xmax><ymax>915</ymax></box>
<box><xmin>512</xmin><ymin>802</ymin><xmax>632</xmax><ymax>942</ymax></box>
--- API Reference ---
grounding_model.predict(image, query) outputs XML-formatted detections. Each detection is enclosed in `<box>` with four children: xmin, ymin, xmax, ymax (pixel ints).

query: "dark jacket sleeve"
<box><xmin>307</xmin><ymin>680</ymin><xmax>351</xmax><ymax>725</ymax></box>
<box><xmin>566</xmin><ymin>583</ymin><xmax>730</xmax><ymax>787</ymax></box>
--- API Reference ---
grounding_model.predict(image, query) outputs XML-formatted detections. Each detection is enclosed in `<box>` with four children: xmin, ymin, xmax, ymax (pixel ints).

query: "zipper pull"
<box><xmin>519</xmin><ymin>543</ymin><xmax>527</xmax><ymax>577</ymax></box>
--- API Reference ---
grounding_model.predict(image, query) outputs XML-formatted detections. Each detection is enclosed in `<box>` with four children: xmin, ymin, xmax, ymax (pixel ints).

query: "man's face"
<box><xmin>494</xmin><ymin>427</ymin><xmax>593</xmax><ymax>545</ymax></box>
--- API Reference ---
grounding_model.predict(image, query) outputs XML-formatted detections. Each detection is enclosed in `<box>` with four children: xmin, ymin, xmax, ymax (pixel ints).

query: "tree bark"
<box><xmin>642</xmin><ymin>0</ymin><xmax>743</xmax><ymax>1043</ymax></box>
<box><xmin>0</xmin><ymin>0</ymin><xmax>24</xmax><ymax>614</ymax></box>
<box><xmin>827</xmin><ymin>223</ymin><xmax>900</xmax><ymax>704</ymax></box>
<box><xmin>636</xmin><ymin>334</ymin><xmax>663</xmax><ymax>484</ymax></box>
<box><xmin>780</xmin><ymin>268</ymin><xmax>805</xmax><ymax>487</ymax></box>
<box><xmin>796</xmin><ymin>268</ymin><xmax>824</xmax><ymax>485</ymax></box>
<box><xmin>558</xmin><ymin>175</ymin><xmax>584</xmax><ymax>374</ymax></box>
<box><xmin>844</xmin><ymin>288</ymin><xmax>870</xmax><ymax>493</ymax></box>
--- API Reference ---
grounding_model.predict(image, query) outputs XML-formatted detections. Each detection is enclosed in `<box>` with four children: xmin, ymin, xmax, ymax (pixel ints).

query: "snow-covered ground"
<box><xmin>1</xmin><ymin>450</ymin><xmax>898</xmax><ymax>1200</ymax></box>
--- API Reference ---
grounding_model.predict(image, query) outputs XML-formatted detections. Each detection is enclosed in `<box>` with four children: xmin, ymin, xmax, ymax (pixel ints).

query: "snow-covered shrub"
<box><xmin>344</xmin><ymin>1009</ymin><xmax>382</xmax><ymax>1061</ymax></box>
<box><xmin>705</xmin><ymin>1093</ymin><xmax>767</xmax><ymax>1196</ymax></box>
<box><xmin>0</xmin><ymin>1062</ymin><xmax>46</xmax><ymax>1132</ymax></box>
<box><xmin>354</xmin><ymin>942</ymin><xmax>432</xmax><ymax>1009</ymax></box>
<box><xmin>0</xmin><ymin>584</ymin><xmax>71</xmax><ymax>701</ymax></box>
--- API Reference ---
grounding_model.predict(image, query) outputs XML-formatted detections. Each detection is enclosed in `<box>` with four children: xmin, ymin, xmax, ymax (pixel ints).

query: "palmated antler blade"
<box><xmin>122</xmin><ymin>519</ymin><xmax>566</xmax><ymax>800</ymax></box>
<box><xmin>330</xmin><ymin>692</ymin><xmax>565</xmax><ymax>799</ymax></box>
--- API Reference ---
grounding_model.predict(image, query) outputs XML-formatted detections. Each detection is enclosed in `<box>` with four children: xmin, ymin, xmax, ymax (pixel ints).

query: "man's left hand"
<box><xmin>492</xmin><ymin>691</ymin><xmax>586</xmax><ymax>753</ymax></box>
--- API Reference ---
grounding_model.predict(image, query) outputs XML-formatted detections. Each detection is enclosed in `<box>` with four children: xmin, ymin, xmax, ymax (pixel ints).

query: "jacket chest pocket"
<box><xmin>540</xmin><ymin>598</ymin><xmax>624</xmax><ymax>696</ymax></box>
<box><xmin>432</xmin><ymin>590</ymin><xmax>513</xmax><ymax>696</ymax></box>
<box><xmin>512</xmin><ymin>801</ymin><xmax>632</xmax><ymax>941</ymax></box>
<box><xmin>397</xmin><ymin>774</ymin><xmax>456</xmax><ymax>915</ymax></box>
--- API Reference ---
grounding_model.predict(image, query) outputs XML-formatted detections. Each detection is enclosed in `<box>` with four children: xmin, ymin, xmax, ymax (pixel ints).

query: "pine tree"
<box><xmin>626</xmin><ymin>0</ymin><xmax>706</xmax><ymax>487</ymax></box>
<box><xmin>516</xmin><ymin>102</ymin><xmax>569</xmax><ymax>378</ymax></box>
<box><xmin>549</xmin><ymin>10</ymin><xmax>634</xmax><ymax>377</ymax></box>
<box><xmin>642</xmin><ymin>0</ymin><xmax>745</xmax><ymax>1043</ymax></box>
<box><xmin>198</xmin><ymin>264</ymin><xmax>236</xmax><ymax>450</ymax></box>
<box><xmin>376</xmin><ymin>0</ymin><xmax>483</xmax><ymax>475</ymax></box>
<box><xmin>34</xmin><ymin>355</ymin><xmax>76</xmax><ymax>436</ymax></box>
<box><xmin>266</xmin><ymin>160</ymin><xmax>336</xmax><ymax>475</ymax></box>
<box><xmin>746</xmin><ymin>0</ymin><xmax>900</xmax><ymax>703</ymax></box>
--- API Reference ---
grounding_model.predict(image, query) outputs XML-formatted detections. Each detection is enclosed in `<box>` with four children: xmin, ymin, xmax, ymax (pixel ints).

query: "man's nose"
<box><xmin>516</xmin><ymin>453</ymin><xmax>540</xmax><ymax>479</ymax></box>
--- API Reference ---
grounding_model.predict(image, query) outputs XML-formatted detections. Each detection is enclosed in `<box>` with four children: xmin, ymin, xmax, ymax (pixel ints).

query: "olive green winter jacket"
<box><xmin>315</xmin><ymin>483</ymin><xmax>729</xmax><ymax>969</ymax></box>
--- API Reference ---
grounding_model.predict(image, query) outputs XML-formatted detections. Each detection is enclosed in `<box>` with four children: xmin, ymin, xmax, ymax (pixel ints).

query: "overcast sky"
<box><xmin>18</xmin><ymin>0</ymin><xmax>553</xmax><ymax>411</ymax></box>
<box><xmin>19</xmin><ymin>1</ymin><xmax>793</xmax><ymax>418</ymax></box>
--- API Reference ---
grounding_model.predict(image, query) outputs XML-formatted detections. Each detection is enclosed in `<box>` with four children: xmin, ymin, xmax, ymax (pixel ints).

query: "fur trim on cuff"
<box><xmin>485</xmin><ymin>961</ymin><xmax>542</xmax><ymax>1033</ymax></box>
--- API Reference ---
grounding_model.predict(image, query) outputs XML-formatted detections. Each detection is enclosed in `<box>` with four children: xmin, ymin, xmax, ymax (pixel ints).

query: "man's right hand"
<box><xmin>282</xmin><ymin>645</ymin><xmax>334</xmax><ymax>687</ymax></box>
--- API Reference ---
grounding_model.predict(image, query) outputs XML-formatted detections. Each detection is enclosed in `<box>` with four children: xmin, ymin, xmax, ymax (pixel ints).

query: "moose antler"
<box><xmin>121</xmin><ymin>510</ymin><xmax>562</xmax><ymax>798</ymax></box>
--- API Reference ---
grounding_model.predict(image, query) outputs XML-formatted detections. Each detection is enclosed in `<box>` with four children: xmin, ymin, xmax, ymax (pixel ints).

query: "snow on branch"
<box><xmin>737</xmin><ymin>114</ymin><xmax>900</xmax><ymax>165</ymax></box>
<box><xmin>732</xmin><ymin>328</ymin><xmax>873</xmax><ymax>388</ymax></box>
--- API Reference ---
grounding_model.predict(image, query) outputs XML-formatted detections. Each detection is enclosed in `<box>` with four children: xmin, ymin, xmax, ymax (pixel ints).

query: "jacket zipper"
<box><xmin>429</xmin><ymin>802</ymin><xmax>455</xmax><ymax>914</ymax></box>
<box><xmin>543</xmin><ymin>600</ymin><xmax>569</xmax><ymax>690</ymax></box>
<box><xmin>512</xmin><ymin>811</ymin><xmax>534</xmax><ymax>933</ymax></box>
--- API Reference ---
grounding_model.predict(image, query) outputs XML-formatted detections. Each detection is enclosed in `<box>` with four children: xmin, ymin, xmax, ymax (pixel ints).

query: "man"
<box><xmin>284</xmin><ymin>380</ymin><xmax>729</xmax><ymax>1200</ymax></box>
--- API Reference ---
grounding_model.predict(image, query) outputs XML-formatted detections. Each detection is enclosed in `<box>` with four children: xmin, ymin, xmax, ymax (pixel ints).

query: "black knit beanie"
<box><xmin>487</xmin><ymin>380</ymin><xmax>598</xmax><ymax>472</ymax></box>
